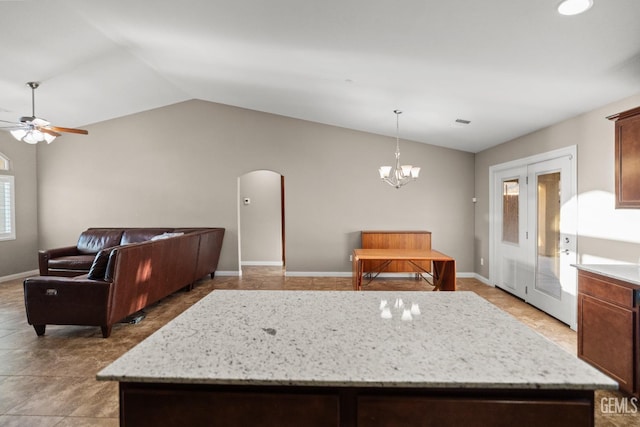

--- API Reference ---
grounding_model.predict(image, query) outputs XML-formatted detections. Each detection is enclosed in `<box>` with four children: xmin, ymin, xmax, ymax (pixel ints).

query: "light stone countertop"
<box><xmin>97</xmin><ymin>290</ymin><xmax>617</xmax><ymax>390</ymax></box>
<box><xmin>573</xmin><ymin>264</ymin><xmax>640</xmax><ymax>287</ymax></box>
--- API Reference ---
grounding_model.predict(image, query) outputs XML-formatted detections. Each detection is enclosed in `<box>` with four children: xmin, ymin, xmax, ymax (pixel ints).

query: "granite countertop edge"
<box><xmin>573</xmin><ymin>263</ymin><xmax>640</xmax><ymax>286</ymax></box>
<box><xmin>95</xmin><ymin>374</ymin><xmax>617</xmax><ymax>391</ymax></box>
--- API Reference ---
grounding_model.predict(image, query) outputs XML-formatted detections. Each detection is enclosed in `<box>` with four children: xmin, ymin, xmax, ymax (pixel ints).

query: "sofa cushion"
<box><xmin>87</xmin><ymin>248</ymin><xmax>112</xmax><ymax>280</ymax></box>
<box><xmin>104</xmin><ymin>248</ymin><xmax>120</xmax><ymax>282</ymax></box>
<box><xmin>77</xmin><ymin>229</ymin><xmax>124</xmax><ymax>254</ymax></box>
<box><xmin>48</xmin><ymin>255</ymin><xmax>95</xmax><ymax>271</ymax></box>
<box><xmin>121</xmin><ymin>228</ymin><xmax>174</xmax><ymax>245</ymax></box>
<box><xmin>150</xmin><ymin>232</ymin><xmax>184</xmax><ymax>241</ymax></box>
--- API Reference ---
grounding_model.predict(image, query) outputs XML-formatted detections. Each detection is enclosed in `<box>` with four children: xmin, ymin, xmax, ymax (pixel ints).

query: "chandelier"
<box><xmin>379</xmin><ymin>110</ymin><xmax>420</xmax><ymax>189</ymax></box>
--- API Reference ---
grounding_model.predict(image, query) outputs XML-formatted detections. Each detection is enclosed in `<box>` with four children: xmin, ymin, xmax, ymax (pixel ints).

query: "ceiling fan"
<box><xmin>0</xmin><ymin>82</ymin><xmax>88</xmax><ymax>144</ymax></box>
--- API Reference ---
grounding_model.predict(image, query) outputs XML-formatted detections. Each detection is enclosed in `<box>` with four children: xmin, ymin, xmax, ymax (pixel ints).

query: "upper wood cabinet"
<box><xmin>608</xmin><ymin>106</ymin><xmax>640</xmax><ymax>208</ymax></box>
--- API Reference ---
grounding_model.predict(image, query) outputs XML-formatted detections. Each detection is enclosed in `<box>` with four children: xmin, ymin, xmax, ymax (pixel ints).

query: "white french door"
<box><xmin>490</xmin><ymin>147</ymin><xmax>577</xmax><ymax>329</ymax></box>
<box><xmin>525</xmin><ymin>156</ymin><xmax>576</xmax><ymax>327</ymax></box>
<box><xmin>493</xmin><ymin>166</ymin><xmax>528</xmax><ymax>300</ymax></box>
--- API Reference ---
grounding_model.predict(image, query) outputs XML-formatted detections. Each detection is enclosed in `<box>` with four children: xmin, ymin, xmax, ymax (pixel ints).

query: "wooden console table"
<box><xmin>352</xmin><ymin>248</ymin><xmax>456</xmax><ymax>291</ymax></box>
<box><xmin>361</xmin><ymin>230</ymin><xmax>431</xmax><ymax>273</ymax></box>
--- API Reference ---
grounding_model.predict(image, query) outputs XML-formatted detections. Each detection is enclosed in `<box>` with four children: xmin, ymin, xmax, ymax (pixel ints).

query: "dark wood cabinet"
<box><xmin>120</xmin><ymin>383</ymin><xmax>595</xmax><ymax>427</ymax></box>
<box><xmin>577</xmin><ymin>269</ymin><xmax>640</xmax><ymax>397</ymax></box>
<box><xmin>607</xmin><ymin>106</ymin><xmax>640</xmax><ymax>208</ymax></box>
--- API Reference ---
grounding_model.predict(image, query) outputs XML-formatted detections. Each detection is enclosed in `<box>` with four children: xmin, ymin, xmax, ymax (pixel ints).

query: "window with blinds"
<box><xmin>0</xmin><ymin>155</ymin><xmax>8</xmax><ymax>170</ymax></box>
<box><xmin>0</xmin><ymin>145</ymin><xmax>15</xmax><ymax>241</ymax></box>
<box><xmin>0</xmin><ymin>176</ymin><xmax>15</xmax><ymax>240</ymax></box>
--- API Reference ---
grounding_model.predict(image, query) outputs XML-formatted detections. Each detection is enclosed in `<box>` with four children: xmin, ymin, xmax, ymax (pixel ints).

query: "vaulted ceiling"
<box><xmin>1</xmin><ymin>0</ymin><xmax>639</xmax><ymax>152</ymax></box>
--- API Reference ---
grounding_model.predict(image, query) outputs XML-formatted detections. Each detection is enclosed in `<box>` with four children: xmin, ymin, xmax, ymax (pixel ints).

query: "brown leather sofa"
<box><xmin>24</xmin><ymin>227</ymin><xmax>225</xmax><ymax>338</ymax></box>
<box><xmin>38</xmin><ymin>227</ymin><xmax>203</xmax><ymax>277</ymax></box>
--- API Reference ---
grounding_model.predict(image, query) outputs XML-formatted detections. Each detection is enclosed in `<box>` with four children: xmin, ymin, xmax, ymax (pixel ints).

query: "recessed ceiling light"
<box><xmin>557</xmin><ymin>0</ymin><xmax>593</xmax><ymax>16</ymax></box>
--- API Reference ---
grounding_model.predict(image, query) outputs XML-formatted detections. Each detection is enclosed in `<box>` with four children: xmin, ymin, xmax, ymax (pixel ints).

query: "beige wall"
<box><xmin>475</xmin><ymin>92</ymin><xmax>640</xmax><ymax>280</ymax></box>
<box><xmin>35</xmin><ymin>99</ymin><xmax>475</xmax><ymax>274</ymax></box>
<box><xmin>0</xmin><ymin>134</ymin><xmax>38</xmax><ymax>278</ymax></box>
<box><xmin>9</xmin><ymin>91</ymin><xmax>639</xmax><ymax>279</ymax></box>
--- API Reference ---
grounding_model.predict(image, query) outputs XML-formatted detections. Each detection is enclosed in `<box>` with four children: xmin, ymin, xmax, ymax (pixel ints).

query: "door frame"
<box><xmin>489</xmin><ymin>146</ymin><xmax>578</xmax><ymax>328</ymax></box>
<box><xmin>237</xmin><ymin>170</ymin><xmax>286</xmax><ymax>276</ymax></box>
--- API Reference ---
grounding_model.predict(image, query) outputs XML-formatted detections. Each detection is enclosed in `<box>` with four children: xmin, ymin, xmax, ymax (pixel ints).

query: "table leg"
<box><xmin>352</xmin><ymin>254</ymin><xmax>363</xmax><ymax>291</ymax></box>
<box><xmin>433</xmin><ymin>260</ymin><xmax>456</xmax><ymax>291</ymax></box>
<box><xmin>433</xmin><ymin>261</ymin><xmax>444</xmax><ymax>291</ymax></box>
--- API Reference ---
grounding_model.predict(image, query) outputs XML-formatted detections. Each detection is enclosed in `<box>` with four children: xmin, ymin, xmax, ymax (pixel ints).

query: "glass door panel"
<box><xmin>494</xmin><ymin>167</ymin><xmax>527</xmax><ymax>300</ymax></box>
<box><xmin>502</xmin><ymin>179</ymin><xmax>519</xmax><ymax>244</ymax></box>
<box><xmin>535</xmin><ymin>172</ymin><xmax>562</xmax><ymax>299</ymax></box>
<box><xmin>527</xmin><ymin>156</ymin><xmax>576</xmax><ymax>329</ymax></box>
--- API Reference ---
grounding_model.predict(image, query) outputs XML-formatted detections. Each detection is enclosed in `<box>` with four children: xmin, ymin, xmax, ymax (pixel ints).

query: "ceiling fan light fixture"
<box><xmin>43</xmin><ymin>132</ymin><xmax>56</xmax><ymax>144</ymax></box>
<box><xmin>10</xmin><ymin>128</ymin><xmax>56</xmax><ymax>144</ymax></box>
<box><xmin>21</xmin><ymin>131</ymin><xmax>41</xmax><ymax>145</ymax></box>
<box><xmin>10</xmin><ymin>129</ymin><xmax>27</xmax><ymax>141</ymax></box>
<box><xmin>557</xmin><ymin>0</ymin><xmax>593</xmax><ymax>16</ymax></box>
<box><xmin>1</xmin><ymin>81</ymin><xmax>87</xmax><ymax>144</ymax></box>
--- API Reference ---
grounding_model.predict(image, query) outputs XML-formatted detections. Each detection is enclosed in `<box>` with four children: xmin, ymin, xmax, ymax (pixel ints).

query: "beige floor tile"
<box><xmin>0</xmin><ymin>268</ymin><xmax>638</xmax><ymax>426</ymax></box>
<box><xmin>54</xmin><ymin>418</ymin><xmax>119</xmax><ymax>427</ymax></box>
<box><xmin>0</xmin><ymin>415</ymin><xmax>63</xmax><ymax>427</ymax></box>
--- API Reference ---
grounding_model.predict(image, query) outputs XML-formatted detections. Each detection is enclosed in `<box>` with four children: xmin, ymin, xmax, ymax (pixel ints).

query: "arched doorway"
<box><xmin>237</xmin><ymin>170</ymin><xmax>285</xmax><ymax>275</ymax></box>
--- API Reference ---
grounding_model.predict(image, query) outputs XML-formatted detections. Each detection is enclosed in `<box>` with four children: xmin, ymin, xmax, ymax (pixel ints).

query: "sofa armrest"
<box><xmin>38</xmin><ymin>246</ymin><xmax>81</xmax><ymax>275</ymax></box>
<box><xmin>25</xmin><ymin>275</ymin><xmax>110</xmax><ymax>287</ymax></box>
<box><xmin>23</xmin><ymin>276</ymin><xmax>113</xmax><ymax>329</ymax></box>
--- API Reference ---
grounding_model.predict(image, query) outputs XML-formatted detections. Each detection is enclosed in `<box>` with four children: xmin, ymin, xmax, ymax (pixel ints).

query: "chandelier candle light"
<box><xmin>379</xmin><ymin>110</ymin><xmax>420</xmax><ymax>189</ymax></box>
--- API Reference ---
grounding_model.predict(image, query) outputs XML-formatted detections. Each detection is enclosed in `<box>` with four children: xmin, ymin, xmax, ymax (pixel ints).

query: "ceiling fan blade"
<box><xmin>46</xmin><ymin>125</ymin><xmax>88</xmax><ymax>135</ymax></box>
<box><xmin>0</xmin><ymin>119</ymin><xmax>22</xmax><ymax>125</ymax></box>
<box><xmin>0</xmin><ymin>125</ymin><xmax>26</xmax><ymax>131</ymax></box>
<box><xmin>0</xmin><ymin>119</ymin><xmax>27</xmax><ymax>130</ymax></box>
<box><xmin>36</xmin><ymin>126</ymin><xmax>61</xmax><ymax>137</ymax></box>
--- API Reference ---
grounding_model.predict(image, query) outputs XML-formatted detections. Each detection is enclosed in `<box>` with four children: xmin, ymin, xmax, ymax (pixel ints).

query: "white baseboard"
<box><xmin>241</xmin><ymin>261</ymin><xmax>284</xmax><ymax>266</ymax></box>
<box><xmin>0</xmin><ymin>269</ymin><xmax>39</xmax><ymax>283</ymax></box>
<box><xmin>215</xmin><ymin>270</ymin><xmax>241</xmax><ymax>277</ymax></box>
<box><xmin>284</xmin><ymin>271</ymin><xmax>481</xmax><ymax>279</ymax></box>
<box><xmin>215</xmin><ymin>271</ymin><xmax>491</xmax><ymax>281</ymax></box>
<box><xmin>467</xmin><ymin>273</ymin><xmax>491</xmax><ymax>285</ymax></box>
<box><xmin>285</xmin><ymin>271</ymin><xmax>352</xmax><ymax>277</ymax></box>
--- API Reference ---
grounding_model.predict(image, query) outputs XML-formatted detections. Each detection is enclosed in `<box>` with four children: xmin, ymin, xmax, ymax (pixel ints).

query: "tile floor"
<box><xmin>0</xmin><ymin>267</ymin><xmax>637</xmax><ymax>426</ymax></box>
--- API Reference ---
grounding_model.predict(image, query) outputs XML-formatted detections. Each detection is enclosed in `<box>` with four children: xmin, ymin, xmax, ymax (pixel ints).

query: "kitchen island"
<box><xmin>98</xmin><ymin>290</ymin><xmax>616</xmax><ymax>426</ymax></box>
<box><xmin>574</xmin><ymin>264</ymin><xmax>640</xmax><ymax>398</ymax></box>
